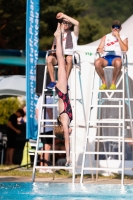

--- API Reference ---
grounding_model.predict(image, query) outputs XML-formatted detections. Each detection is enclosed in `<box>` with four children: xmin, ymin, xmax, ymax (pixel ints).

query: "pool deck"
<box><xmin>1</xmin><ymin>176</ymin><xmax>133</xmax><ymax>184</ymax></box>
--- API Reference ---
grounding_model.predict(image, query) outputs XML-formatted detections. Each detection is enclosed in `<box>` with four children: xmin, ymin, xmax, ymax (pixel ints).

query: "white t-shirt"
<box><xmin>36</xmin><ymin>96</ymin><xmax>53</xmax><ymax>133</ymax></box>
<box><xmin>104</xmin><ymin>33</ymin><xmax>127</xmax><ymax>57</ymax></box>
<box><xmin>62</xmin><ymin>31</ymin><xmax>78</xmax><ymax>55</ymax></box>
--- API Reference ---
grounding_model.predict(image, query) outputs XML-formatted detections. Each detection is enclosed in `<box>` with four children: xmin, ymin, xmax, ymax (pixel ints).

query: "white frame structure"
<box><xmin>32</xmin><ymin>50</ymin><xmax>86</xmax><ymax>183</ymax></box>
<box><xmin>80</xmin><ymin>52</ymin><xmax>133</xmax><ymax>185</ymax></box>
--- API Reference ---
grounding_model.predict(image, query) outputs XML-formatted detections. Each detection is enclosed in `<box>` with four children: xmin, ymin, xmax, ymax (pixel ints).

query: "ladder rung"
<box><xmin>40</xmin><ymin>119</ymin><xmax>57</xmax><ymax>122</ymax></box>
<box><xmin>101</xmin><ymin>98</ymin><xmax>132</xmax><ymax>101</ymax></box>
<box><xmin>89</xmin><ymin>125</ymin><xmax>123</xmax><ymax>128</ymax></box>
<box><xmin>91</xmin><ymin>105</ymin><xmax>123</xmax><ymax>107</ymax></box>
<box><xmin>44</xmin><ymin>89</ymin><xmax>56</xmax><ymax>92</ymax></box>
<box><xmin>40</xmin><ymin>125</ymin><xmax>56</xmax><ymax>127</ymax></box>
<box><xmin>35</xmin><ymin>166</ymin><xmax>73</xmax><ymax>169</ymax></box>
<box><xmin>39</xmin><ymin>135</ymin><xmax>55</xmax><ymax>138</ymax></box>
<box><xmin>37</xmin><ymin>150</ymin><xmax>66</xmax><ymax>153</ymax></box>
<box><xmin>85</xmin><ymin>152</ymin><xmax>123</xmax><ymax>155</ymax></box>
<box><xmin>83</xmin><ymin>167</ymin><xmax>123</xmax><ymax>171</ymax></box>
<box><xmin>92</xmin><ymin>90</ymin><xmax>123</xmax><ymax>92</ymax></box>
<box><xmin>87</xmin><ymin>136</ymin><xmax>123</xmax><ymax>139</ymax></box>
<box><xmin>42</xmin><ymin>104</ymin><xmax>58</xmax><ymax>107</ymax></box>
<box><xmin>88</xmin><ymin>120</ymin><xmax>124</xmax><ymax>123</ymax></box>
<box><xmin>95</xmin><ymin>139</ymin><xmax>123</xmax><ymax>142</ymax></box>
<box><xmin>39</xmin><ymin>135</ymin><xmax>72</xmax><ymax>138</ymax></box>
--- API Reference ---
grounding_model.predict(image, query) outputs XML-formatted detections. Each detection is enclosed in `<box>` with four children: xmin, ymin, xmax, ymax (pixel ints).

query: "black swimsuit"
<box><xmin>55</xmin><ymin>86</ymin><xmax>73</xmax><ymax>123</ymax></box>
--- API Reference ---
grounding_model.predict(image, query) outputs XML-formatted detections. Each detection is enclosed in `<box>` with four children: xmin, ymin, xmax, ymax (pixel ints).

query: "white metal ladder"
<box><xmin>32</xmin><ymin>50</ymin><xmax>86</xmax><ymax>183</ymax></box>
<box><xmin>80</xmin><ymin>52</ymin><xmax>133</xmax><ymax>185</ymax></box>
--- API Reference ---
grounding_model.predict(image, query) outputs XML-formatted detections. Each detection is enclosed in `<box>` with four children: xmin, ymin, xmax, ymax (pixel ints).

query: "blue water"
<box><xmin>0</xmin><ymin>183</ymin><xmax>133</xmax><ymax>200</ymax></box>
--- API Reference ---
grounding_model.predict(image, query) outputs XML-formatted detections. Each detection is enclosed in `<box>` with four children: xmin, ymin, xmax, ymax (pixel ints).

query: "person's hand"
<box><xmin>56</xmin><ymin>12</ymin><xmax>64</xmax><ymax>19</ymax></box>
<box><xmin>97</xmin><ymin>47</ymin><xmax>103</xmax><ymax>53</ymax></box>
<box><xmin>16</xmin><ymin>129</ymin><xmax>21</xmax><ymax>134</ymax></box>
<box><xmin>113</xmin><ymin>29</ymin><xmax>120</xmax><ymax>38</ymax></box>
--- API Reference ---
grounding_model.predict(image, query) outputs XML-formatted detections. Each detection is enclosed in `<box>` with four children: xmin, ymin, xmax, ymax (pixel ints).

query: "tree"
<box><xmin>0</xmin><ymin>0</ymin><xmax>26</xmax><ymax>49</ymax></box>
<box><xmin>0</xmin><ymin>0</ymin><xmax>133</xmax><ymax>50</ymax></box>
<box><xmin>39</xmin><ymin>0</ymin><xmax>90</xmax><ymax>49</ymax></box>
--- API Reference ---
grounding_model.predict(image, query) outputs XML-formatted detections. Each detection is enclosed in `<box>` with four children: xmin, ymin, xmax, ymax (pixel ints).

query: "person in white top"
<box><xmin>46</xmin><ymin>12</ymin><xmax>79</xmax><ymax>89</ymax></box>
<box><xmin>36</xmin><ymin>95</ymin><xmax>53</xmax><ymax>173</ymax></box>
<box><xmin>94</xmin><ymin>20</ymin><xmax>128</xmax><ymax>90</ymax></box>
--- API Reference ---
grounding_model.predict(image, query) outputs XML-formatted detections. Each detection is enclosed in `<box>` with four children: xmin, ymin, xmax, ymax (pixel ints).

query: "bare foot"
<box><xmin>54</xmin><ymin>23</ymin><xmax>61</xmax><ymax>38</ymax></box>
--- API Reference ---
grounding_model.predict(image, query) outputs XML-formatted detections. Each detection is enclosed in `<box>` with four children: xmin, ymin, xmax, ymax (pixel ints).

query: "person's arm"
<box><xmin>96</xmin><ymin>36</ymin><xmax>106</xmax><ymax>53</ymax></box>
<box><xmin>114</xmin><ymin>30</ymin><xmax>128</xmax><ymax>51</ymax></box>
<box><xmin>7</xmin><ymin>121</ymin><xmax>21</xmax><ymax>134</ymax></box>
<box><xmin>56</xmin><ymin>12</ymin><xmax>79</xmax><ymax>36</ymax></box>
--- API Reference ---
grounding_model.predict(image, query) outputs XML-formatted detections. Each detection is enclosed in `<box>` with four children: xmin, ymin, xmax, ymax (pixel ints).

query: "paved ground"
<box><xmin>1</xmin><ymin>176</ymin><xmax>133</xmax><ymax>184</ymax></box>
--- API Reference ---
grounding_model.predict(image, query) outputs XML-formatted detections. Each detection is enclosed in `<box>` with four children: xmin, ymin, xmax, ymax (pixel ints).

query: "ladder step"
<box><xmin>91</xmin><ymin>105</ymin><xmax>123</xmax><ymax>107</ymax></box>
<box><xmin>83</xmin><ymin>167</ymin><xmax>123</xmax><ymax>171</ymax></box>
<box><xmin>85</xmin><ymin>152</ymin><xmax>123</xmax><ymax>155</ymax></box>
<box><xmin>37</xmin><ymin>150</ymin><xmax>66</xmax><ymax>153</ymax></box>
<box><xmin>39</xmin><ymin>135</ymin><xmax>55</xmax><ymax>138</ymax></box>
<box><xmin>95</xmin><ymin>139</ymin><xmax>123</xmax><ymax>142</ymax></box>
<box><xmin>89</xmin><ymin>125</ymin><xmax>123</xmax><ymax>128</ymax></box>
<box><xmin>87</xmin><ymin>136</ymin><xmax>123</xmax><ymax>139</ymax></box>
<box><xmin>101</xmin><ymin>98</ymin><xmax>132</xmax><ymax>101</ymax></box>
<box><xmin>42</xmin><ymin>104</ymin><xmax>58</xmax><ymax>107</ymax></box>
<box><xmin>88</xmin><ymin>120</ymin><xmax>124</xmax><ymax>123</ymax></box>
<box><xmin>38</xmin><ymin>135</ymin><xmax>72</xmax><ymax>139</ymax></box>
<box><xmin>40</xmin><ymin>119</ymin><xmax>57</xmax><ymax>122</ymax></box>
<box><xmin>92</xmin><ymin>89</ymin><xmax>123</xmax><ymax>92</ymax></box>
<box><xmin>44</xmin><ymin>89</ymin><xmax>56</xmax><ymax>92</ymax></box>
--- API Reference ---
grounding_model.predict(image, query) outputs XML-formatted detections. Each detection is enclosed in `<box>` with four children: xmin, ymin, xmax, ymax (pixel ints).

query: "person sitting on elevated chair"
<box><xmin>94</xmin><ymin>20</ymin><xmax>128</xmax><ymax>90</ymax></box>
<box><xmin>46</xmin><ymin>12</ymin><xmax>79</xmax><ymax>90</ymax></box>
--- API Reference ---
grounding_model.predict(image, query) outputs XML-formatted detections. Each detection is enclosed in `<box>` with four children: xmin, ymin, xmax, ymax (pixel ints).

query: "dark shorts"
<box><xmin>41</xmin><ymin>131</ymin><xmax>53</xmax><ymax>145</ymax></box>
<box><xmin>48</xmin><ymin>53</ymin><xmax>57</xmax><ymax>59</ymax></box>
<box><xmin>102</xmin><ymin>55</ymin><xmax>121</xmax><ymax>66</ymax></box>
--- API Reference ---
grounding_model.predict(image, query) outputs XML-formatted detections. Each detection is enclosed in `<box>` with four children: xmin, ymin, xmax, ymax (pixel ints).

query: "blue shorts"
<box><xmin>102</xmin><ymin>55</ymin><xmax>121</xmax><ymax>66</ymax></box>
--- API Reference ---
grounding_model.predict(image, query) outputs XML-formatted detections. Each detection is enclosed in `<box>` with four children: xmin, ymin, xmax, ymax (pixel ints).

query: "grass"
<box><xmin>1</xmin><ymin>165</ymin><xmax>133</xmax><ymax>180</ymax></box>
<box><xmin>0</xmin><ymin>165</ymin><xmax>72</xmax><ymax>178</ymax></box>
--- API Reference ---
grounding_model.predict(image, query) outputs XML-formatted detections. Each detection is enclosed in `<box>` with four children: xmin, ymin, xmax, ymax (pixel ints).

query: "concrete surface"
<box><xmin>0</xmin><ymin>176</ymin><xmax>133</xmax><ymax>184</ymax></box>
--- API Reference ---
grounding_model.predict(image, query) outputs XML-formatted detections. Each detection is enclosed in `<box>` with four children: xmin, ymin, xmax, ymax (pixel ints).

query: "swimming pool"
<box><xmin>0</xmin><ymin>183</ymin><xmax>132</xmax><ymax>200</ymax></box>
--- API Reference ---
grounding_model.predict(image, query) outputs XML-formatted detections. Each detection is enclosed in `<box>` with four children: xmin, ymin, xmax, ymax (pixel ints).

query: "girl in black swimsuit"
<box><xmin>54</xmin><ymin>23</ymin><xmax>73</xmax><ymax>167</ymax></box>
<box><xmin>55</xmin><ymin>86</ymin><xmax>72</xmax><ymax>123</ymax></box>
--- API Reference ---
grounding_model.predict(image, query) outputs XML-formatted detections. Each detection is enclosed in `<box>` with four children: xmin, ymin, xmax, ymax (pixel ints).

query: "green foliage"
<box><xmin>0</xmin><ymin>97</ymin><xmax>25</xmax><ymax>124</ymax></box>
<box><xmin>78</xmin><ymin>16</ymin><xmax>107</xmax><ymax>45</ymax></box>
<box><xmin>0</xmin><ymin>0</ymin><xmax>26</xmax><ymax>49</ymax></box>
<box><xmin>0</xmin><ymin>0</ymin><xmax>133</xmax><ymax>50</ymax></box>
<box><xmin>39</xmin><ymin>0</ymin><xmax>89</xmax><ymax>49</ymax></box>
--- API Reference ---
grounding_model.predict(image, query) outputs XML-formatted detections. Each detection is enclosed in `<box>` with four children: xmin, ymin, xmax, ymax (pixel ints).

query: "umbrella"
<box><xmin>0</xmin><ymin>75</ymin><xmax>26</xmax><ymax>97</ymax></box>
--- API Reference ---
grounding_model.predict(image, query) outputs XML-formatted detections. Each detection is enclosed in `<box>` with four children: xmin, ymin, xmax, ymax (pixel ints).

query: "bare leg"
<box><xmin>44</xmin><ymin>144</ymin><xmax>52</xmax><ymax>166</ymax></box>
<box><xmin>55</xmin><ymin>24</ymin><xmax>67</xmax><ymax>93</ymax></box>
<box><xmin>8</xmin><ymin>148</ymin><xmax>14</xmax><ymax>165</ymax></box>
<box><xmin>40</xmin><ymin>147</ymin><xmax>43</xmax><ymax>167</ymax></box>
<box><xmin>112</xmin><ymin>58</ymin><xmax>122</xmax><ymax>84</ymax></box>
<box><xmin>94</xmin><ymin>58</ymin><xmax>108</xmax><ymax>84</ymax></box>
<box><xmin>5</xmin><ymin>148</ymin><xmax>10</xmax><ymax>165</ymax></box>
<box><xmin>54</xmin><ymin>23</ymin><xmax>71</xmax><ymax>164</ymax></box>
<box><xmin>65</xmin><ymin>55</ymin><xmax>73</xmax><ymax>79</ymax></box>
<box><xmin>47</xmin><ymin>55</ymin><xmax>57</xmax><ymax>82</ymax></box>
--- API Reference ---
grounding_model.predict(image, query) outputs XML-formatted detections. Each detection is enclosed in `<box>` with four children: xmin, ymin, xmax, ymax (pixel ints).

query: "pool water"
<box><xmin>0</xmin><ymin>183</ymin><xmax>133</xmax><ymax>200</ymax></box>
